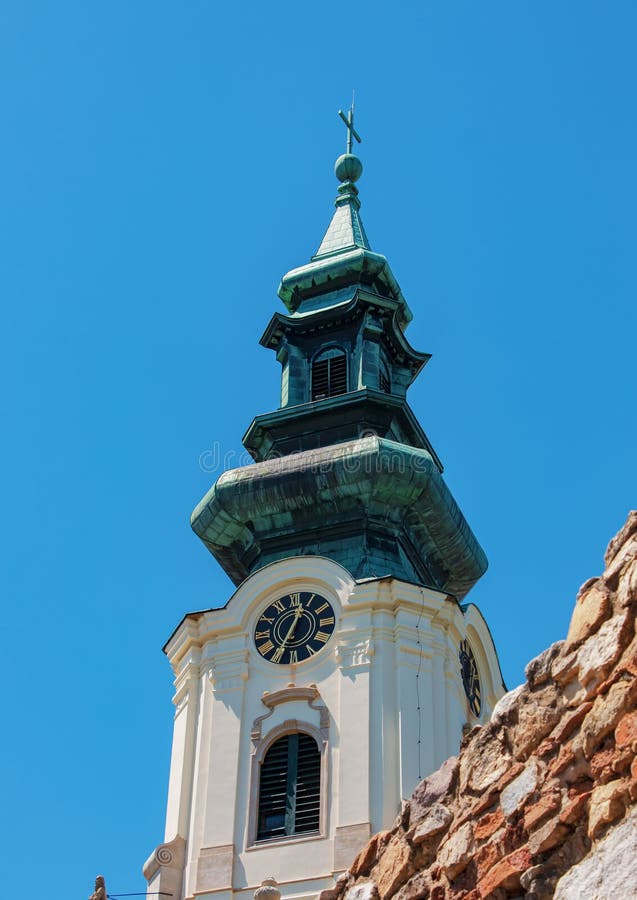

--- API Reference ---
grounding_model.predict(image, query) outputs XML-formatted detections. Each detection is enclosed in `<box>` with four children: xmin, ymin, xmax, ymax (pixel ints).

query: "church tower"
<box><xmin>143</xmin><ymin>110</ymin><xmax>505</xmax><ymax>900</ymax></box>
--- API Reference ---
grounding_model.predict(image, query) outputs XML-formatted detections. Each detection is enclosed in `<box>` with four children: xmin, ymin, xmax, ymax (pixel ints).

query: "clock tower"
<box><xmin>143</xmin><ymin>111</ymin><xmax>505</xmax><ymax>900</ymax></box>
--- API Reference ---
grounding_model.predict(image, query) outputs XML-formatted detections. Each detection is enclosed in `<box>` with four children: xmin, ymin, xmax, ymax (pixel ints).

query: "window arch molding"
<box><xmin>310</xmin><ymin>344</ymin><xmax>348</xmax><ymax>402</ymax></box>
<box><xmin>310</xmin><ymin>343</ymin><xmax>347</xmax><ymax>364</ymax></box>
<box><xmin>247</xmin><ymin>717</ymin><xmax>329</xmax><ymax>847</ymax></box>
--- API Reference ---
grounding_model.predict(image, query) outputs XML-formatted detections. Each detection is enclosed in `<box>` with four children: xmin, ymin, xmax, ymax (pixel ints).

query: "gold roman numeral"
<box><xmin>289</xmin><ymin>650</ymin><xmax>298</xmax><ymax>664</ymax></box>
<box><xmin>289</xmin><ymin>592</ymin><xmax>302</xmax><ymax>607</ymax></box>
<box><xmin>260</xmin><ymin>615</ymin><xmax>274</xmax><ymax>624</ymax></box>
<box><xmin>305</xmin><ymin>644</ymin><xmax>316</xmax><ymax>656</ymax></box>
<box><xmin>255</xmin><ymin>630</ymin><xmax>270</xmax><ymax>639</ymax></box>
<box><xmin>272</xmin><ymin>600</ymin><xmax>285</xmax><ymax>613</ymax></box>
<box><xmin>315</xmin><ymin>602</ymin><xmax>329</xmax><ymax>614</ymax></box>
<box><xmin>319</xmin><ymin>616</ymin><xmax>334</xmax><ymax>626</ymax></box>
<box><xmin>272</xmin><ymin>646</ymin><xmax>285</xmax><ymax>663</ymax></box>
<box><xmin>314</xmin><ymin>631</ymin><xmax>329</xmax><ymax>643</ymax></box>
<box><xmin>258</xmin><ymin>640</ymin><xmax>274</xmax><ymax>656</ymax></box>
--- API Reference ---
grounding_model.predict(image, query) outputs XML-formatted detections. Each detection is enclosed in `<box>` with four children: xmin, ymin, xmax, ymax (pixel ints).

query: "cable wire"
<box><xmin>415</xmin><ymin>588</ymin><xmax>426</xmax><ymax>780</ymax></box>
<box><xmin>108</xmin><ymin>893</ymin><xmax>173</xmax><ymax>897</ymax></box>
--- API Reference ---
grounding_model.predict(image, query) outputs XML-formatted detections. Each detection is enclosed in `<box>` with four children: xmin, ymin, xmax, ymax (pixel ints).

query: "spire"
<box><xmin>278</xmin><ymin>103</ymin><xmax>413</xmax><ymax>327</ymax></box>
<box><xmin>313</xmin><ymin>101</ymin><xmax>370</xmax><ymax>259</ymax></box>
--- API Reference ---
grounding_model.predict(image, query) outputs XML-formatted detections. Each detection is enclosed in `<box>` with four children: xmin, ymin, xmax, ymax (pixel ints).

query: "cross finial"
<box><xmin>338</xmin><ymin>93</ymin><xmax>362</xmax><ymax>155</ymax></box>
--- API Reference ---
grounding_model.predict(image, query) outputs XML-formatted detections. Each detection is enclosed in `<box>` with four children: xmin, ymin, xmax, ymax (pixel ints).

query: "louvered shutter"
<box><xmin>294</xmin><ymin>733</ymin><xmax>321</xmax><ymax>833</ymax></box>
<box><xmin>311</xmin><ymin>352</ymin><xmax>347</xmax><ymax>401</ymax></box>
<box><xmin>311</xmin><ymin>358</ymin><xmax>330</xmax><ymax>401</ymax></box>
<box><xmin>328</xmin><ymin>355</ymin><xmax>347</xmax><ymax>397</ymax></box>
<box><xmin>257</xmin><ymin>735</ymin><xmax>289</xmax><ymax>840</ymax></box>
<box><xmin>256</xmin><ymin>732</ymin><xmax>321</xmax><ymax>841</ymax></box>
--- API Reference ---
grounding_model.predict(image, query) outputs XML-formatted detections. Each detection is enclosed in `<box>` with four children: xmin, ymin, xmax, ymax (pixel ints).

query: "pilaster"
<box><xmin>165</xmin><ymin>649</ymin><xmax>202</xmax><ymax>842</ymax></box>
<box><xmin>194</xmin><ymin>646</ymin><xmax>248</xmax><ymax>894</ymax></box>
<box><xmin>335</xmin><ymin>636</ymin><xmax>374</xmax><ymax>830</ymax></box>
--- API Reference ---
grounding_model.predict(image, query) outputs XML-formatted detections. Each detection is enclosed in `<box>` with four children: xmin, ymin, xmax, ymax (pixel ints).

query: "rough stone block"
<box><xmin>555</xmin><ymin>808</ymin><xmax>637</xmax><ymax>899</ymax></box>
<box><xmin>409</xmin><ymin>757</ymin><xmax>459</xmax><ymax>826</ymax></box>
<box><xmin>565</xmin><ymin>582</ymin><xmax>612</xmax><ymax>651</ymax></box>
<box><xmin>436</xmin><ymin>822</ymin><xmax>475</xmax><ymax>881</ymax></box>
<box><xmin>559</xmin><ymin>790</ymin><xmax>590</xmax><ymax>826</ymax></box>
<box><xmin>500</xmin><ymin>759</ymin><xmax>539</xmax><ymax>817</ymax></box>
<box><xmin>604</xmin><ymin>511</ymin><xmax>637</xmax><ymax>567</ymax></box>
<box><xmin>615</xmin><ymin>709</ymin><xmax>637</xmax><ymax>751</ymax></box>
<box><xmin>350</xmin><ymin>830</ymin><xmax>390</xmax><ymax>878</ymax></box>
<box><xmin>581</xmin><ymin>677</ymin><xmax>637</xmax><ymax>758</ymax></box>
<box><xmin>588</xmin><ymin>779</ymin><xmax>628</xmax><ymax>838</ymax></box>
<box><xmin>375</xmin><ymin>836</ymin><xmax>414</xmax><ymax>899</ymax></box>
<box><xmin>474</xmin><ymin>839</ymin><xmax>500</xmax><ymax>879</ymax></box>
<box><xmin>576</xmin><ymin>612</ymin><xmax>633</xmax><ymax>693</ymax></box>
<box><xmin>617</xmin><ymin>557</ymin><xmax>637</xmax><ymax>608</ymax></box>
<box><xmin>490</xmin><ymin>684</ymin><xmax>525</xmax><ymax>726</ymax></box>
<box><xmin>524</xmin><ymin>789</ymin><xmax>561</xmax><ymax>831</ymax></box>
<box><xmin>477</xmin><ymin>848</ymin><xmax>532</xmax><ymax>895</ymax></box>
<box><xmin>408</xmin><ymin>804</ymin><xmax>453</xmax><ymax>845</ymax></box>
<box><xmin>528</xmin><ymin>815</ymin><xmax>570</xmax><ymax>856</ymax></box>
<box><xmin>550</xmin><ymin>701</ymin><xmax>593</xmax><ymax>743</ymax></box>
<box><xmin>460</xmin><ymin>727</ymin><xmax>513</xmax><ymax>793</ymax></box>
<box><xmin>474</xmin><ymin>808</ymin><xmax>504</xmax><ymax>841</ymax></box>
<box><xmin>344</xmin><ymin>882</ymin><xmax>379</xmax><ymax>900</ymax></box>
<box><xmin>525</xmin><ymin>641</ymin><xmax>564</xmax><ymax>688</ymax></box>
<box><xmin>603</xmin><ymin>532</ymin><xmax>637</xmax><ymax>590</ymax></box>
<box><xmin>509</xmin><ymin>683</ymin><xmax>564</xmax><ymax>760</ymax></box>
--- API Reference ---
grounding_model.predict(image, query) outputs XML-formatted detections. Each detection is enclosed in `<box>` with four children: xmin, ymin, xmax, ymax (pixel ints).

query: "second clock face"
<box><xmin>254</xmin><ymin>591</ymin><xmax>336</xmax><ymax>665</ymax></box>
<box><xmin>459</xmin><ymin>639</ymin><xmax>482</xmax><ymax>717</ymax></box>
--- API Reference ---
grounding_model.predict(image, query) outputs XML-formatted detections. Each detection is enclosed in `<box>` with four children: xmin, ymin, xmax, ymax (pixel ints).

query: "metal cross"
<box><xmin>338</xmin><ymin>94</ymin><xmax>362</xmax><ymax>154</ymax></box>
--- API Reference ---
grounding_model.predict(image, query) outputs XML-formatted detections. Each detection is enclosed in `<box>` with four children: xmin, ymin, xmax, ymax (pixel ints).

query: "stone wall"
<box><xmin>326</xmin><ymin>512</ymin><xmax>637</xmax><ymax>899</ymax></box>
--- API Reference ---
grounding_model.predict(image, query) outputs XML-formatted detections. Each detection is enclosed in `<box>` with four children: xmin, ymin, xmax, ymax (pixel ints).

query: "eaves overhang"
<box><xmin>242</xmin><ymin>389</ymin><xmax>443</xmax><ymax>469</ymax></box>
<box><xmin>277</xmin><ymin>247</ymin><xmax>413</xmax><ymax>326</ymax></box>
<box><xmin>259</xmin><ymin>290</ymin><xmax>430</xmax><ymax>380</ymax></box>
<box><xmin>190</xmin><ymin>435</ymin><xmax>487</xmax><ymax>600</ymax></box>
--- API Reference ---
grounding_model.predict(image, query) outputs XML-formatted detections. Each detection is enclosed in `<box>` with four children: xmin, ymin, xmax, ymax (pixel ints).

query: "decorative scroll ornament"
<box><xmin>207</xmin><ymin>651</ymin><xmax>249</xmax><ymax>693</ymax></box>
<box><xmin>251</xmin><ymin>684</ymin><xmax>329</xmax><ymax>747</ymax></box>
<box><xmin>336</xmin><ymin>638</ymin><xmax>374</xmax><ymax>669</ymax></box>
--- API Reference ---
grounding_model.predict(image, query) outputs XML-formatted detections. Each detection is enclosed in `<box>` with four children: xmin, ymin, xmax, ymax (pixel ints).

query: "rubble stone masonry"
<box><xmin>323</xmin><ymin>512</ymin><xmax>637</xmax><ymax>899</ymax></box>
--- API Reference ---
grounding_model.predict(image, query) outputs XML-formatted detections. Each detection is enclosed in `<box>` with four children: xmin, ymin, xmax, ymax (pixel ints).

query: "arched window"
<box><xmin>257</xmin><ymin>732</ymin><xmax>321</xmax><ymax>841</ymax></box>
<box><xmin>311</xmin><ymin>348</ymin><xmax>347</xmax><ymax>401</ymax></box>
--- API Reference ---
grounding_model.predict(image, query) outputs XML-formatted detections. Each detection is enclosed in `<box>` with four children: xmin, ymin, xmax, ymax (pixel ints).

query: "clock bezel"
<box><xmin>253</xmin><ymin>589</ymin><xmax>336</xmax><ymax>665</ymax></box>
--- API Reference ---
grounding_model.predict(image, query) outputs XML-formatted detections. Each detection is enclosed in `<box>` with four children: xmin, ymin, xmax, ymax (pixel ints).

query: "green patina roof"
<box><xmin>313</xmin><ymin>182</ymin><xmax>371</xmax><ymax>258</ymax></box>
<box><xmin>191</xmin><ymin>117</ymin><xmax>489</xmax><ymax>599</ymax></box>
<box><xmin>191</xmin><ymin>435</ymin><xmax>487</xmax><ymax>598</ymax></box>
<box><xmin>276</xmin><ymin>152</ymin><xmax>413</xmax><ymax>325</ymax></box>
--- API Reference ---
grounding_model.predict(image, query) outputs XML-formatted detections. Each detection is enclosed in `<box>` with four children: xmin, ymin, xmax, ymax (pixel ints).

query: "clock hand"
<box><xmin>280</xmin><ymin>606</ymin><xmax>303</xmax><ymax>649</ymax></box>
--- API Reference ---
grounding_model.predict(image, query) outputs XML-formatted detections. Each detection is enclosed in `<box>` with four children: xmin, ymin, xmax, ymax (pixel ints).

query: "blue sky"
<box><xmin>1</xmin><ymin>3</ymin><xmax>635</xmax><ymax>898</ymax></box>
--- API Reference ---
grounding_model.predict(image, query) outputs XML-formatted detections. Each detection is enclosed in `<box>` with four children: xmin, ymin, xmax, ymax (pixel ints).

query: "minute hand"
<box><xmin>280</xmin><ymin>606</ymin><xmax>303</xmax><ymax>648</ymax></box>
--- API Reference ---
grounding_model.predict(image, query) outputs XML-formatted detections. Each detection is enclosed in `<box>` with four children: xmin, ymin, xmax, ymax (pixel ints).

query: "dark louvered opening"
<box><xmin>257</xmin><ymin>735</ymin><xmax>289</xmax><ymax>840</ymax></box>
<box><xmin>294</xmin><ymin>733</ymin><xmax>321</xmax><ymax>833</ymax></box>
<box><xmin>256</xmin><ymin>732</ymin><xmax>321</xmax><ymax>841</ymax></box>
<box><xmin>312</xmin><ymin>353</ymin><xmax>347</xmax><ymax>401</ymax></box>
<box><xmin>311</xmin><ymin>358</ymin><xmax>330</xmax><ymax>401</ymax></box>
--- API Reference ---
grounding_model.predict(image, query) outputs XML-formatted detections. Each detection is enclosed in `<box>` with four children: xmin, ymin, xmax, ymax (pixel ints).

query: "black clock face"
<box><xmin>459</xmin><ymin>639</ymin><xmax>482</xmax><ymax>716</ymax></box>
<box><xmin>254</xmin><ymin>591</ymin><xmax>336</xmax><ymax>665</ymax></box>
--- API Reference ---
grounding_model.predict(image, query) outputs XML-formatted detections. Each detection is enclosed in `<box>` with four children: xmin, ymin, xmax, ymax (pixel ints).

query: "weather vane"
<box><xmin>338</xmin><ymin>92</ymin><xmax>362</xmax><ymax>155</ymax></box>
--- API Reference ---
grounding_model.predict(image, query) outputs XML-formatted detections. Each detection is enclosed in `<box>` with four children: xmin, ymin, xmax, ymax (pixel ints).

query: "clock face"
<box><xmin>254</xmin><ymin>591</ymin><xmax>336</xmax><ymax>665</ymax></box>
<box><xmin>459</xmin><ymin>639</ymin><xmax>482</xmax><ymax>717</ymax></box>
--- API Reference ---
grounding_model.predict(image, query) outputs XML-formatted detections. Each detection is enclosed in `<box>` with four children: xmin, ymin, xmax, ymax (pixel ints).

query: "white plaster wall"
<box><xmin>149</xmin><ymin>557</ymin><xmax>504</xmax><ymax>900</ymax></box>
